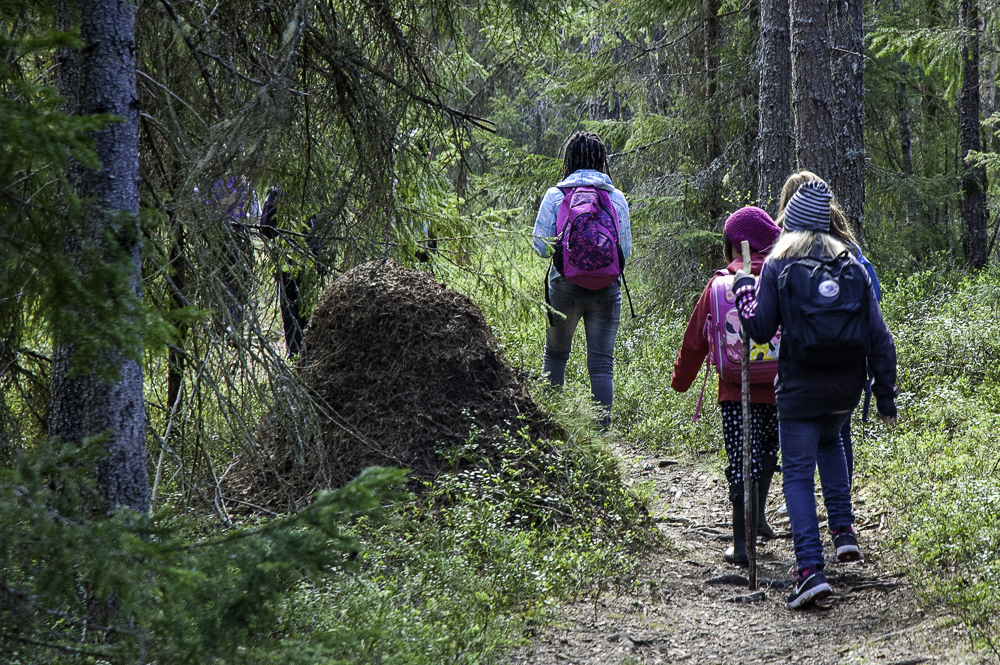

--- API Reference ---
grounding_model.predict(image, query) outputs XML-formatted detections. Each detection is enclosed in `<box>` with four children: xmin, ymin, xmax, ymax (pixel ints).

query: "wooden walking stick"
<box><xmin>740</xmin><ymin>240</ymin><xmax>757</xmax><ymax>590</ymax></box>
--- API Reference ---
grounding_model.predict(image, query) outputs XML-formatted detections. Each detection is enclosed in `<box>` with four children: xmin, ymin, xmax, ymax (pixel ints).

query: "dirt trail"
<box><xmin>513</xmin><ymin>440</ymin><xmax>981</xmax><ymax>665</ymax></box>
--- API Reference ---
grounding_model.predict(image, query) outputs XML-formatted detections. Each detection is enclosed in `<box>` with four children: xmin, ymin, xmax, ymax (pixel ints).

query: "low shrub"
<box><xmin>1</xmin><ymin>405</ymin><xmax>655</xmax><ymax>665</ymax></box>
<box><xmin>283</xmin><ymin>421</ymin><xmax>656</xmax><ymax>665</ymax></box>
<box><xmin>0</xmin><ymin>438</ymin><xmax>409</xmax><ymax>665</ymax></box>
<box><xmin>614</xmin><ymin>309</ymin><xmax>726</xmax><ymax>460</ymax></box>
<box><xmin>865</xmin><ymin>268</ymin><xmax>1000</xmax><ymax>658</ymax></box>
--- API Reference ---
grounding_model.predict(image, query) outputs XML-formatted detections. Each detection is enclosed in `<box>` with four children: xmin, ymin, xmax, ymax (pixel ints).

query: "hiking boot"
<box><xmin>724</xmin><ymin>497</ymin><xmax>749</xmax><ymax>566</ymax></box>
<box><xmin>756</xmin><ymin>460</ymin><xmax>777</xmax><ymax>539</ymax></box>
<box><xmin>724</xmin><ymin>545</ymin><xmax>749</xmax><ymax>566</ymax></box>
<box><xmin>831</xmin><ymin>525</ymin><xmax>862</xmax><ymax>562</ymax></box>
<box><xmin>786</xmin><ymin>566</ymin><xmax>832</xmax><ymax>610</ymax></box>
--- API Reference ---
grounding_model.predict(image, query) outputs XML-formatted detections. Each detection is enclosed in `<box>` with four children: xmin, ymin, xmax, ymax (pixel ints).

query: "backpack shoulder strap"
<box><xmin>704</xmin><ymin>271</ymin><xmax>730</xmax><ymax>344</ymax></box>
<box><xmin>596</xmin><ymin>188</ymin><xmax>619</xmax><ymax>217</ymax></box>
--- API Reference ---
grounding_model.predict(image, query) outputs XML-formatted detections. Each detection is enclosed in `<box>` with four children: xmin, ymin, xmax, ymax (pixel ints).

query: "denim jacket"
<box><xmin>532</xmin><ymin>169</ymin><xmax>632</xmax><ymax>263</ymax></box>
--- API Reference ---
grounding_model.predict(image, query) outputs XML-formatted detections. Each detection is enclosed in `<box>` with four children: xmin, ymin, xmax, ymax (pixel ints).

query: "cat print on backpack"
<box><xmin>705</xmin><ymin>270</ymin><xmax>781</xmax><ymax>384</ymax></box>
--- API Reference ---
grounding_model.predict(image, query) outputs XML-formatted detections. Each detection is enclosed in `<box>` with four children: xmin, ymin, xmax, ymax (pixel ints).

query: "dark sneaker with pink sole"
<box><xmin>831</xmin><ymin>525</ymin><xmax>862</xmax><ymax>562</ymax></box>
<box><xmin>786</xmin><ymin>566</ymin><xmax>832</xmax><ymax>610</ymax></box>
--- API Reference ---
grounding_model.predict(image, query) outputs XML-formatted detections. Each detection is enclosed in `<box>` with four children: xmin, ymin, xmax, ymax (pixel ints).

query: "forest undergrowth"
<box><xmin>4</xmin><ymin>240</ymin><xmax>1000</xmax><ymax>664</ymax></box>
<box><xmin>606</xmin><ymin>266</ymin><xmax>1000</xmax><ymax>661</ymax></box>
<box><xmin>422</xmin><ymin>239</ymin><xmax>1000</xmax><ymax>661</ymax></box>
<box><xmin>4</xmin><ymin>0</ymin><xmax>1000</xmax><ymax>659</ymax></box>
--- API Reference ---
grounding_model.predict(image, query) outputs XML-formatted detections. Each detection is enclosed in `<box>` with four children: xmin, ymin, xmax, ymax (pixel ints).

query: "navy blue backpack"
<box><xmin>776</xmin><ymin>250</ymin><xmax>871</xmax><ymax>367</ymax></box>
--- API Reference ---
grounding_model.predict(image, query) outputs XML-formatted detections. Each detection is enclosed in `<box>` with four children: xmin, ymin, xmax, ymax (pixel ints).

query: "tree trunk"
<box><xmin>959</xmin><ymin>0</ymin><xmax>988</xmax><ymax>269</ymax></box>
<box><xmin>50</xmin><ymin>0</ymin><xmax>148</xmax><ymax>513</ymax></box>
<box><xmin>789</xmin><ymin>0</ymin><xmax>838</xmax><ymax>188</ymax></box>
<box><xmin>896</xmin><ymin>75</ymin><xmax>921</xmax><ymax>232</ymax></box>
<box><xmin>830</xmin><ymin>0</ymin><xmax>866</xmax><ymax>243</ymax></box>
<box><xmin>757</xmin><ymin>0</ymin><xmax>792</xmax><ymax>215</ymax></box>
<box><xmin>897</xmin><ymin>80</ymin><xmax>913</xmax><ymax>178</ymax></box>
<box><xmin>167</xmin><ymin>227</ymin><xmax>186</xmax><ymax>418</ymax></box>
<box><xmin>704</xmin><ymin>0</ymin><xmax>721</xmax><ymax>160</ymax></box>
<box><xmin>703</xmin><ymin>0</ymin><xmax>725</xmax><ymax>225</ymax></box>
<box><xmin>587</xmin><ymin>33</ymin><xmax>632</xmax><ymax>122</ymax></box>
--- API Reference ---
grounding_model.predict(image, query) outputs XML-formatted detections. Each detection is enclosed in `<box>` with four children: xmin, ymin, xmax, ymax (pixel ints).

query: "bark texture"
<box><xmin>897</xmin><ymin>79</ymin><xmax>913</xmax><ymax>178</ymax></box>
<box><xmin>757</xmin><ymin>0</ymin><xmax>792</xmax><ymax>215</ymax></box>
<box><xmin>588</xmin><ymin>33</ymin><xmax>631</xmax><ymax>122</ymax></box>
<box><xmin>704</xmin><ymin>0</ymin><xmax>721</xmax><ymax>158</ymax></box>
<box><xmin>702</xmin><ymin>0</ymin><xmax>725</xmax><ymax>225</ymax></box>
<box><xmin>50</xmin><ymin>0</ymin><xmax>148</xmax><ymax>513</ymax></box>
<box><xmin>789</xmin><ymin>0</ymin><xmax>838</xmax><ymax>187</ymax></box>
<box><xmin>830</xmin><ymin>0</ymin><xmax>866</xmax><ymax>243</ymax></box>
<box><xmin>959</xmin><ymin>0</ymin><xmax>988</xmax><ymax>269</ymax></box>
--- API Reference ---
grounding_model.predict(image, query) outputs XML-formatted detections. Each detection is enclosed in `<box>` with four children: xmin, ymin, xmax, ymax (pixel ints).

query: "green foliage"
<box><xmin>0</xmin><ymin>437</ymin><xmax>409</xmax><ymax>664</ymax></box>
<box><xmin>613</xmin><ymin>310</ymin><xmax>725</xmax><ymax>457</ymax></box>
<box><xmin>6</xmin><ymin>0</ymin><xmax>1000</xmax><ymax>659</ymax></box>
<box><xmin>864</xmin><ymin>268</ymin><xmax>1000</xmax><ymax>657</ymax></box>
<box><xmin>867</xmin><ymin>27</ymin><xmax>962</xmax><ymax>98</ymax></box>
<box><xmin>282</xmin><ymin>425</ymin><xmax>654</xmax><ymax>665</ymax></box>
<box><xmin>436</xmin><ymin>422</ymin><xmax>651</xmax><ymax>541</ymax></box>
<box><xmin>860</xmin><ymin>0</ymin><xmax>997</xmax><ymax>275</ymax></box>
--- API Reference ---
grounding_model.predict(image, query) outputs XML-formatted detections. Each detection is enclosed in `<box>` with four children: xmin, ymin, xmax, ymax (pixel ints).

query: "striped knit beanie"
<box><xmin>783</xmin><ymin>180</ymin><xmax>833</xmax><ymax>233</ymax></box>
<box><xmin>724</xmin><ymin>206</ymin><xmax>781</xmax><ymax>253</ymax></box>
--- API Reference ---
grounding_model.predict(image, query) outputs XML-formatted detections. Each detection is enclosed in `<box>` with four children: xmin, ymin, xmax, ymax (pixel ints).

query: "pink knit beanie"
<box><xmin>724</xmin><ymin>206</ymin><xmax>781</xmax><ymax>253</ymax></box>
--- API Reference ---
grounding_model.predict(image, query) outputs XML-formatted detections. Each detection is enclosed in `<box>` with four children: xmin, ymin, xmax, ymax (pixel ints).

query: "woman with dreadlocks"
<box><xmin>532</xmin><ymin>131</ymin><xmax>632</xmax><ymax>427</ymax></box>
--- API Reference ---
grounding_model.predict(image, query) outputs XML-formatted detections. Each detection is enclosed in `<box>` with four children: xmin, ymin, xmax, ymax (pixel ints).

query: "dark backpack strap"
<box><xmin>612</xmin><ymin>199</ymin><xmax>633</xmax><ymax>319</ymax></box>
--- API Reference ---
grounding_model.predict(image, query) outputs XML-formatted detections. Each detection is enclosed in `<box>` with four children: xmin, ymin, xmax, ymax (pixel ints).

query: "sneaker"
<box><xmin>786</xmin><ymin>566</ymin><xmax>832</xmax><ymax>609</ymax></box>
<box><xmin>776</xmin><ymin>503</ymin><xmax>788</xmax><ymax>516</ymax></box>
<box><xmin>831</xmin><ymin>525</ymin><xmax>862</xmax><ymax>562</ymax></box>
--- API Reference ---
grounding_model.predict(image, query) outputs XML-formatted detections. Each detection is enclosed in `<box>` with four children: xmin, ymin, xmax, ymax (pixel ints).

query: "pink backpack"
<box><xmin>553</xmin><ymin>186</ymin><xmax>622</xmax><ymax>290</ymax></box>
<box><xmin>704</xmin><ymin>270</ymin><xmax>780</xmax><ymax>384</ymax></box>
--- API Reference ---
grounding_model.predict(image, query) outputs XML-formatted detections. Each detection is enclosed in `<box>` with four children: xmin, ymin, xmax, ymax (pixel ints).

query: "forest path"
<box><xmin>511</xmin><ymin>439</ymin><xmax>980</xmax><ymax>665</ymax></box>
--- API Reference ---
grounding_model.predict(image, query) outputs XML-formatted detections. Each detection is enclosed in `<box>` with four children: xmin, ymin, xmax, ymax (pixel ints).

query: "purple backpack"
<box><xmin>704</xmin><ymin>270</ymin><xmax>780</xmax><ymax>384</ymax></box>
<box><xmin>554</xmin><ymin>186</ymin><xmax>623</xmax><ymax>290</ymax></box>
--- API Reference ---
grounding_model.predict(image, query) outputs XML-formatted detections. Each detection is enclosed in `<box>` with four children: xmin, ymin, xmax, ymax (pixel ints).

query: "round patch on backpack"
<box><xmin>818</xmin><ymin>280</ymin><xmax>840</xmax><ymax>298</ymax></box>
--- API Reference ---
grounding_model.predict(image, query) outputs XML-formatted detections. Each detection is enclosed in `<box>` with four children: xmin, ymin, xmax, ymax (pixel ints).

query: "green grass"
<box><xmin>14</xmin><ymin>228</ymin><xmax>1000</xmax><ymax>664</ymax></box>
<box><xmin>280</xmin><ymin>424</ymin><xmax>656</xmax><ymax>665</ymax></box>
<box><xmin>862</xmin><ymin>268</ymin><xmax>1000</xmax><ymax>658</ymax></box>
<box><xmin>614</xmin><ymin>307</ymin><xmax>726</xmax><ymax>459</ymax></box>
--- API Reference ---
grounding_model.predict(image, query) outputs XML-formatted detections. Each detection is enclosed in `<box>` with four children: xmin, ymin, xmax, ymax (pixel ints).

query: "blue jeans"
<box><xmin>841</xmin><ymin>415</ymin><xmax>854</xmax><ymax>486</ymax></box>
<box><xmin>780</xmin><ymin>413</ymin><xmax>855</xmax><ymax>570</ymax></box>
<box><xmin>543</xmin><ymin>272</ymin><xmax>622</xmax><ymax>426</ymax></box>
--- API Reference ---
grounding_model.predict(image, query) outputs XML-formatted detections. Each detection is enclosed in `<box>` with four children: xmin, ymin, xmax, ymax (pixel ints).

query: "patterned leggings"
<box><xmin>720</xmin><ymin>401</ymin><xmax>779</xmax><ymax>501</ymax></box>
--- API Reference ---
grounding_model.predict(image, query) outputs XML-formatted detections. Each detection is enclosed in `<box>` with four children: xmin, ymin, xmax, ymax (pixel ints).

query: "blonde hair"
<box><xmin>769</xmin><ymin>230</ymin><xmax>848</xmax><ymax>260</ymax></box>
<box><xmin>775</xmin><ymin>170</ymin><xmax>858</xmax><ymax>248</ymax></box>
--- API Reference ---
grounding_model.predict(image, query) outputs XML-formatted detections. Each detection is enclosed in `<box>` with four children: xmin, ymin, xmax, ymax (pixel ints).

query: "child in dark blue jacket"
<box><xmin>733</xmin><ymin>178</ymin><xmax>898</xmax><ymax>609</ymax></box>
<box><xmin>776</xmin><ymin>171</ymin><xmax>882</xmax><ymax>486</ymax></box>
